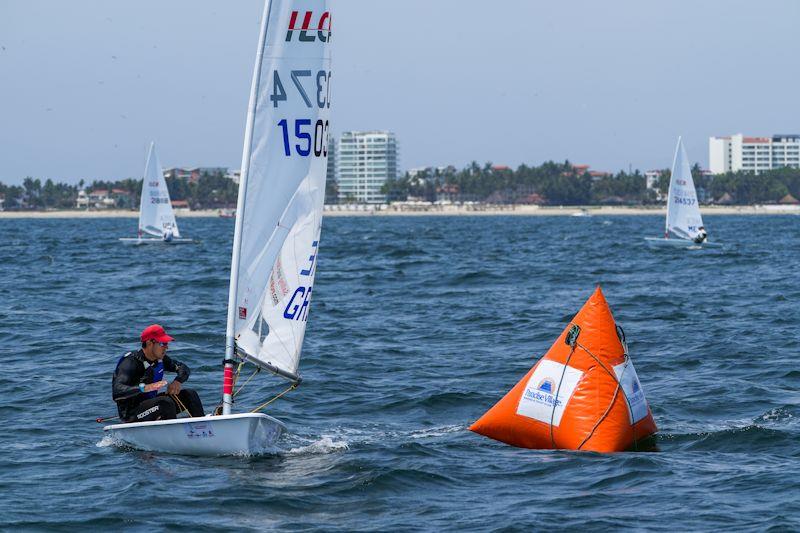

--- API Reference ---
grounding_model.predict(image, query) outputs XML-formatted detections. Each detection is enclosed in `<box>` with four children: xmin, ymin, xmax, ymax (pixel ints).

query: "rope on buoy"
<box><xmin>574</xmin><ymin>341</ymin><xmax>638</xmax><ymax>451</ymax></box>
<box><xmin>549</xmin><ymin>324</ymin><xmax>580</xmax><ymax>448</ymax></box>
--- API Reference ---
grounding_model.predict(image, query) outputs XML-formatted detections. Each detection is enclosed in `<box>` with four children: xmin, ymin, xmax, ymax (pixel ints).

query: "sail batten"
<box><xmin>139</xmin><ymin>143</ymin><xmax>180</xmax><ymax>238</ymax></box>
<box><xmin>665</xmin><ymin>137</ymin><xmax>703</xmax><ymax>239</ymax></box>
<box><xmin>225</xmin><ymin>0</ymin><xmax>331</xmax><ymax>390</ymax></box>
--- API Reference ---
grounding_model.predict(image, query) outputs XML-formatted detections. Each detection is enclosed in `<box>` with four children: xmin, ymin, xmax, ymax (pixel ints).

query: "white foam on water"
<box><xmin>95</xmin><ymin>435</ymin><xmax>119</xmax><ymax>448</ymax></box>
<box><xmin>754</xmin><ymin>406</ymin><xmax>798</xmax><ymax>430</ymax></box>
<box><xmin>407</xmin><ymin>424</ymin><xmax>464</xmax><ymax>440</ymax></box>
<box><xmin>280</xmin><ymin>424</ymin><xmax>465</xmax><ymax>456</ymax></box>
<box><xmin>758</xmin><ymin>407</ymin><xmax>793</xmax><ymax>422</ymax></box>
<box><xmin>285</xmin><ymin>436</ymin><xmax>349</xmax><ymax>456</ymax></box>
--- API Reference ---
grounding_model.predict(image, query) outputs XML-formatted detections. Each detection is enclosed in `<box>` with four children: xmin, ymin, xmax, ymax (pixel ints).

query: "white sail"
<box><xmin>139</xmin><ymin>142</ymin><xmax>180</xmax><ymax>238</ymax></box>
<box><xmin>227</xmin><ymin>0</ymin><xmax>332</xmax><ymax>381</ymax></box>
<box><xmin>665</xmin><ymin>137</ymin><xmax>703</xmax><ymax>240</ymax></box>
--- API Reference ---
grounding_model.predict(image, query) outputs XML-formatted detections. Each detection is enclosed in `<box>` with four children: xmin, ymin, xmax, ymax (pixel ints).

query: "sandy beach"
<box><xmin>0</xmin><ymin>209</ymin><xmax>218</xmax><ymax>219</ymax></box>
<box><xmin>1</xmin><ymin>204</ymin><xmax>798</xmax><ymax>219</ymax></box>
<box><xmin>0</xmin><ymin>205</ymin><xmax>800</xmax><ymax>219</ymax></box>
<box><xmin>322</xmin><ymin>204</ymin><xmax>800</xmax><ymax>217</ymax></box>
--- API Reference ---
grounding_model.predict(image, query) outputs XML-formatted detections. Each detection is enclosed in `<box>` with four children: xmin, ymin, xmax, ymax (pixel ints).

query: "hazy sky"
<box><xmin>1</xmin><ymin>0</ymin><xmax>799</xmax><ymax>184</ymax></box>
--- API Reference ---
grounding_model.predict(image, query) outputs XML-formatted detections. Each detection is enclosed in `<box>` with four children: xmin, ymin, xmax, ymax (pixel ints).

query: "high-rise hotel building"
<box><xmin>709</xmin><ymin>133</ymin><xmax>800</xmax><ymax>174</ymax></box>
<box><xmin>325</xmin><ymin>136</ymin><xmax>337</xmax><ymax>202</ymax></box>
<box><xmin>336</xmin><ymin>131</ymin><xmax>398</xmax><ymax>203</ymax></box>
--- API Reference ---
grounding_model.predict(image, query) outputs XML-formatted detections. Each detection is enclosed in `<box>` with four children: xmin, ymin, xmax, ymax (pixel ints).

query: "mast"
<box><xmin>665</xmin><ymin>136</ymin><xmax>681</xmax><ymax>238</ymax></box>
<box><xmin>222</xmin><ymin>0</ymin><xmax>273</xmax><ymax>416</ymax></box>
<box><xmin>138</xmin><ymin>142</ymin><xmax>153</xmax><ymax>237</ymax></box>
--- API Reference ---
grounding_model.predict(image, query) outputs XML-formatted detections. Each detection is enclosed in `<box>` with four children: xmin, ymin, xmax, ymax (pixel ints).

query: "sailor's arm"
<box><xmin>112</xmin><ymin>358</ymin><xmax>143</xmax><ymax>401</ymax></box>
<box><xmin>163</xmin><ymin>355</ymin><xmax>190</xmax><ymax>383</ymax></box>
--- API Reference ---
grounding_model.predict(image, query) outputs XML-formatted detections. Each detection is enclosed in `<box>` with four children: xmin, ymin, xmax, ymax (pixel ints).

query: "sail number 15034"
<box><xmin>278</xmin><ymin>119</ymin><xmax>329</xmax><ymax>158</ymax></box>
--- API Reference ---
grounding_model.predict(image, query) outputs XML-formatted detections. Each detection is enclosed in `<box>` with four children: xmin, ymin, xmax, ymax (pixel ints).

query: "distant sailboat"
<box><xmin>119</xmin><ymin>142</ymin><xmax>193</xmax><ymax>245</ymax></box>
<box><xmin>104</xmin><ymin>0</ymin><xmax>332</xmax><ymax>455</ymax></box>
<box><xmin>645</xmin><ymin>137</ymin><xmax>720</xmax><ymax>248</ymax></box>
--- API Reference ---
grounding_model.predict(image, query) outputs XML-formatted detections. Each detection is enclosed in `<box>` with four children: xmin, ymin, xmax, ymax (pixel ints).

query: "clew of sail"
<box><xmin>139</xmin><ymin>142</ymin><xmax>181</xmax><ymax>238</ymax></box>
<box><xmin>665</xmin><ymin>137</ymin><xmax>703</xmax><ymax>240</ymax></box>
<box><xmin>230</xmin><ymin>0</ymin><xmax>331</xmax><ymax>381</ymax></box>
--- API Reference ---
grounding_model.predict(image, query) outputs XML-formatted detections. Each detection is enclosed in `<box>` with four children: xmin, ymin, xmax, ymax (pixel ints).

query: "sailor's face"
<box><xmin>151</xmin><ymin>340</ymin><xmax>168</xmax><ymax>360</ymax></box>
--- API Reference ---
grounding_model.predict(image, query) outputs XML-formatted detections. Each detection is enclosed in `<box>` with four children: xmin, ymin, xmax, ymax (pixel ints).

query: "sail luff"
<box><xmin>222</xmin><ymin>0</ymin><xmax>274</xmax><ymax>416</ymax></box>
<box><xmin>665</xmin><ymin>136</ymin><xmax>681</xmax><ymax>237</ymax></box>
<box><xmin>137</xmin><ymin>143</ymin><xmax>152</xmax><ymax>236</ymax></box>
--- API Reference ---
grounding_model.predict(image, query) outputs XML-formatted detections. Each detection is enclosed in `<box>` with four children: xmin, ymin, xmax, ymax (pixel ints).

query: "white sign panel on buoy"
<box><xmin>516</xmin><ymin>360</ymin><xmax>583</xmax><ymax>426</ymax></box>
<box><xmin>614</xmin><ymin>361</ymin><xmax>649</xmax><ymax>424</ymax></box>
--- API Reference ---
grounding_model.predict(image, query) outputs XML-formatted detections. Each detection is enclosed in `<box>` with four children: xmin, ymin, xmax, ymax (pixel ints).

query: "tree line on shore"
<box><xmin>3</xmin><ymin>162</ymin><xmax>800</xmax><ymax>210</ymax></box>
<box><xmin>0</xmin><ymin>172</ymin><xmax>238</xmax><ymax>210</ymax></box>
<box><xmin>381</xmin><ymin>161</ymin><xmax>800</xmax><ymax>206</ymax></box>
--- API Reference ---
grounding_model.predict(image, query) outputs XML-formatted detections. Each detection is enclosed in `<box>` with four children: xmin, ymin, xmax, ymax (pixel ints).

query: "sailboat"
<box><xmin>119</xmin><ymin>142</ymin><xmax>193</xmax><ymax>245</ymax></box>
<box><xmin>645</xmin><ymin>137</ymin><xmax>721</xmax><ymax>248</ymax></box>
<box><xmin>104</xmin><ymin>0</ymin><xmax>332</xmax><ymax>455</ymax></box>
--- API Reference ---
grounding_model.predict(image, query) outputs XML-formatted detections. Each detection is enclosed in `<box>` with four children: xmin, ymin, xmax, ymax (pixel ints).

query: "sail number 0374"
<box><xmin>271</xmin><ymin>70</ymin><xmax>331</xmax><ymax>109</ymax></box>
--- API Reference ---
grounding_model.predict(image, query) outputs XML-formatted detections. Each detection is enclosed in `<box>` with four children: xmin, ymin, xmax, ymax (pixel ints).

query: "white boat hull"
<box><xmin>119</xmin><ymin>237</ymin><xmax>195</xmax><ymax>245</ymax></box>
<box><xmin>644</xmin><ymin>237</ymin><xmax>722</xmax><ymax>249</ymax></box>
<box><xmin>104</xmin><ymin>413</ymin><xmax>286</xmax><ymax>456</ymax></box>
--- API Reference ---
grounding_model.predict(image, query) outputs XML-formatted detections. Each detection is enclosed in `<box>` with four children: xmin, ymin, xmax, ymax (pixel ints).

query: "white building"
<box><xmin>644</xmin><ymin>170</ymin><xmax>661</xmax><ymax>190</ymax></box>
<box><xmin>326</xmin><ymin>136</ymin><xmax>337</xmax><ymax>182</ymax></box>
<box><xmin>77</xmin><ymin>188</ymin><xmax>118</xmax><ymax>209</ymax></box>
<box><xmin>709</xmin><ymin>133</ymin><xmax>800</xmax><ymax>174</ymax></box>
<box><xmin>76</xmin><ymin>189</ymin><xmax>89</xmax><ymax>209</ymax></box>
<box><xmin>225</xmin><ymin>169</ymin><xmax>241</xmax><ymax>184</ymax></box>
<box><xmin>336</xmin><ymin>131</ymin><xmax>398</xmax><ymax>204</ymax></box>
<box><xmin>324</xmin><ymin>136</ymin><xmax>338</xmax><ymax>203</ymax></box>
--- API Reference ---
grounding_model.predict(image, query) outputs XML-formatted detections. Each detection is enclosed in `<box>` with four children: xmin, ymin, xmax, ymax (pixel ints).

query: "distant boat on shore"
<box><xmin>218</xmin><ymin>208</ymin><xmax>236</xmax><ymax>219</ymax></box>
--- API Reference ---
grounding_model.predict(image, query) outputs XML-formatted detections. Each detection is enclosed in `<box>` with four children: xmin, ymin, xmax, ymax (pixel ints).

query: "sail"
<box><xmin>139</xmin><ymin>142</ymin><xmax>180</xmax><ymax>238</ymax></box>
<box><xmin>665</xmin><ymin>137</ymin><xmax>703</xmax><ymax>239</ymax></box>
<box><xmin>229</xmin><ymin>0</ymin><xmax>332</xmax><ymax>381</ymax></box>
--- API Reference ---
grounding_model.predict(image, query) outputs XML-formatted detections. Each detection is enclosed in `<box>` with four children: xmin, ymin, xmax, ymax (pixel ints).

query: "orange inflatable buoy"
<box><xmin>470</xmin><ymin>287</ymin><xmax>657</xmax><ymax>452</ymax></box>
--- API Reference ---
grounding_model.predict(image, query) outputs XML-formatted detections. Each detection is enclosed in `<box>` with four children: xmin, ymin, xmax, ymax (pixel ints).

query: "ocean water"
<box><xmin>1</xmin><ymin>214</ymin><xmax>799</xmax><ymax>531</ymax></box>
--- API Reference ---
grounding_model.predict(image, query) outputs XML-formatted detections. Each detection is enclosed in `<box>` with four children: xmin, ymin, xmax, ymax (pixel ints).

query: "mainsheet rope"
<box><xmin>233</xmin><ymin>365</ymin><xmax>260</xmax><ymax>398</ymax></box>
<box><xmin>250</xmin><ymin>383</ymin><xmax>297</xmax><ymax>413</ymax></box>
<box><xmin>170</xmin><ymin>393</ymin><xmax>188</xmax><ymax>415</ymax></box>
<box><xmin>213</xmin><ymin>361</ymin><xmax>297</xmax><ymax>415</ymax></box>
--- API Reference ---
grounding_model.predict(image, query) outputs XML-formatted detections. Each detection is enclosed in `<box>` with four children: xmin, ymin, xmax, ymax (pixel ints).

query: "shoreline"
<box><xmin>0</xmin><ymin>204</ymin><xmax>798</xmax><ymax>219</ymax></box>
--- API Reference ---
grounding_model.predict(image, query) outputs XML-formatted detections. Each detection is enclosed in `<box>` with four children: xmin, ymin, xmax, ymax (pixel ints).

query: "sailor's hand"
<box><xmin>167</xmin><ymin>380</ymin><xmax>182</xmax><ymax>395</ymax></box>
<box><xmin>143</xmin><ymin>380</ymin><xmax>168</xmax><ymax>393</ymax></box>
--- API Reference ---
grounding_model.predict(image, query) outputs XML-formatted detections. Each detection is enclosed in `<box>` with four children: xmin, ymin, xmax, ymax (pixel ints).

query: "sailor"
<box><xmin>112</xmin><ymin>324</ymin><xmax>205</xmax><ymax>423</ymax></box>
<box><xmin>693</xmin><ymin>226</ymin><xmax>708</xmax><ymax>244</ymax></box>
<box><xmin>162</xmin><ymin>229</ymin><xmax>174</xmax><ymax>242</ymax></box>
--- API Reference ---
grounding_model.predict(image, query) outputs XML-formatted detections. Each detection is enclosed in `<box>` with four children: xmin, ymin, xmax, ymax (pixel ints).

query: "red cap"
<box><xmin>140</xmin><ymin>324</ymin><xmax>175</xmax><ymax>343</ymax></box>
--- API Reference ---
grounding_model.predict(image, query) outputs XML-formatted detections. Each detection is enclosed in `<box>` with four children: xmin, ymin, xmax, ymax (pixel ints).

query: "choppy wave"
<box><xmin>285</xmin><ymin>436</ymin><xmax>350</xmax><ymax>456</ymax></box>
<box><xmin>1</xmin><ymin>215</ymin><xmax>800</xmax><ymax>530</ymax></box>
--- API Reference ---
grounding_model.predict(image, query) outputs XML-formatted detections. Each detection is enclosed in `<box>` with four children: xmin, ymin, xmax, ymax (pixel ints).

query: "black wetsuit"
<box><xmin>112</xmin><ymin>349</ymin><xmax>205</xmax><ymax>422</ymax></box>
